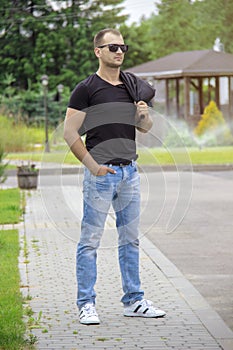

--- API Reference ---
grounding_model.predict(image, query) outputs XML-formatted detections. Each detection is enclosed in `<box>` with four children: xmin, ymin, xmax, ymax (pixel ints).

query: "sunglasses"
<box><xmin>98</xmin><ymin>44</ymin><xmax>128</xmax><ymax>53</ymax></box>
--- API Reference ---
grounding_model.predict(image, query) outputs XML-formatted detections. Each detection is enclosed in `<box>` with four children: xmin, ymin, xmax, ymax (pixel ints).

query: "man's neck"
<box><xmin>96</xmin><ymin>67</ymin><xmax>122</xmax><ymax>85</ymax></box>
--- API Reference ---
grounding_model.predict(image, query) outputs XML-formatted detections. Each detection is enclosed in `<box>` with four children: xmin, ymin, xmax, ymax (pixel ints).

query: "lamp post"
<box><xmin>57</xmin><ymin>84</ymin><xmax>64</xmax><ymax>122</ymax></box>
<box><xmin>41</xmin><ymin>75</ymin><xmax>50</xmax><ymax>152</ymax></box>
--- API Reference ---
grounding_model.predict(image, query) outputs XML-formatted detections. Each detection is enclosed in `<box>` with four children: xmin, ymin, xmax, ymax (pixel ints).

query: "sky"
<box><xmin>49</xmin><ymin>1</ymin><xmax>158</xmax><ymax>24</ymax></box>
<box><xmin>122</xmin><ymin>0</ymin><xmax>158</xmax><ymax>24</ymax></box>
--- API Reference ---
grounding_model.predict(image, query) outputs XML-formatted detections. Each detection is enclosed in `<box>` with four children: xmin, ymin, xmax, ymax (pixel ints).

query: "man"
<box><xmin>64</xmin><ymin>28</ymin><xmax>166</xmax><ymax>325</ymax></box>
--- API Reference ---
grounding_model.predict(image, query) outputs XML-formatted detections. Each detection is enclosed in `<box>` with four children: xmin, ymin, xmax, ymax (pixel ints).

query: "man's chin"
<box><xmin>107</xmin><ymin>62</ymin><xmax>122</xmax><ymax>68</ymax></box>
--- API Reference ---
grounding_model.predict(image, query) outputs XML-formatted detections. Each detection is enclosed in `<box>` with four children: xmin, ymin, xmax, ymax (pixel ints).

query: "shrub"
<box><xmin>194</xmin><ymin>101</ymin><xmax>233</xmax><ymax>146</ymax></box>
<box><xmin>1</xmin><ymin>88</ymin><xmax>69</xmax><ymax>127</ymax></box>
<box><xmin>0</xmin><ymin>146</ymin><xmax>8</xmax><ymax>184</ymax></box>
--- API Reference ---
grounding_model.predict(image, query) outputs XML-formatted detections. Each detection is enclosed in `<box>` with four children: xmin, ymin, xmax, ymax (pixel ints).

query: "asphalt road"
<box><xmin>141</xmin><ymin>170</ymin><xmax>233</xmax><ymax>332</ymax></box>
<box><xmin>5</xmin><ymin>170</ymin><xmax>233</xmax><ymax>331</ymax></box>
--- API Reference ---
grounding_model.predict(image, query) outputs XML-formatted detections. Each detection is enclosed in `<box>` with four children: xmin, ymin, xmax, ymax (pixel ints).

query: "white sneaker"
<box><xmin>124</xmin><ymin>299</ymin><xmax>166</xmax><ymax>318</ymax></box>
<box><xmin>79</xmin><ymin>303</ymin><xmax>100</xmax><ymax>325</ymax></box>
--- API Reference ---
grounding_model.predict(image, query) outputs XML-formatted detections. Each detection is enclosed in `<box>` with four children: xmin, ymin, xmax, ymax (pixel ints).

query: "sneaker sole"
<box><xmin>124</xmin><ymin>311</ymin><xmax>166</xmax><ymax>318</ymax></box>
<box><xmin>80</xmin><ymin>319</ymin><xmax>100</xmax><ymax>325</ymax></box>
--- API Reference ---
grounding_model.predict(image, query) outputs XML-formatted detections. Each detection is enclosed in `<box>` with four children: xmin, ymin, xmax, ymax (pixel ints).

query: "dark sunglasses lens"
<box><xmin>121</xmin><ymin>45</ymin><xmax>128</xmax><ymax>53</ymax></box>
<box><xmin>109</xmin><ymin>44</ymin><xmax>128</xmax><ymax>53</ymax></box>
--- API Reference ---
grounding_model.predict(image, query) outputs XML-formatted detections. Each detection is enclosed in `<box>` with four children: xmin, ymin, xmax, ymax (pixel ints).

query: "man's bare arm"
<box><xmin>63</xmin><ymin>108</ymin><xmax>116</xmax><ymax>175</ymax></box>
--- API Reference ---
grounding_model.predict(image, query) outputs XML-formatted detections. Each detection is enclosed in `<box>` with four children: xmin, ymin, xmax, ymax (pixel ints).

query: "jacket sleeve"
<box><xmin>120</xmin><ymin>71</ymin><xmax>156</xmax><ymax>104</ymax></box>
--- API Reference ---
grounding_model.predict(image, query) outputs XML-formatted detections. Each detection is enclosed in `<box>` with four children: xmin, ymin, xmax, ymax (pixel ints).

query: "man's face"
<box><xmin>95</xmin><ymin>32</ymin><xmax>126</xmax><ymax>68</ymax></box>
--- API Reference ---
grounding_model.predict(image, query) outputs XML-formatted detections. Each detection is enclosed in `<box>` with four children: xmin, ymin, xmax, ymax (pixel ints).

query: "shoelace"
<box><xmin>83</xmin><ymin>304</ymin><xmax>97</xmax><ymax>316</ymax></box>
<box><xmin>140</xmin><ymin>299</ymin><xmax>153</xmax><ymax>307</ymax></box>
<box><xmin>141</xmin><ymin>299</ymin><xmax>161</xmax><ymax>312</ymax></box>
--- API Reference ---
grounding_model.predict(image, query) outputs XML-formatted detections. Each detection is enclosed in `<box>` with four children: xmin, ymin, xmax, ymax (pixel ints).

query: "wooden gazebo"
<box><xmin>127</xmin><ymin>49</ymin><xmax>233</xmax><ymax>126</ymax></box>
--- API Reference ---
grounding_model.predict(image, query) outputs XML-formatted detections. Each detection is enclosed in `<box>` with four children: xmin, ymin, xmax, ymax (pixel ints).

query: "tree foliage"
<box><xmin>149</xmin><ymin>0</ymin><xmax>200</xmax><ymax>58</ymax></box>
<box><xmin>121</xmin><ymin>0</ymin><xmax>233</xmax><ymax>64</ymax></box>
<box><xmin>120</xmin><ymin>21</ymin><xmax>155</xmax><ymax>69</ymax></box>
<box><xmin>0</xmin><ymin>0</ymin><xmax>127</xmax><ymax>91</ymax></box>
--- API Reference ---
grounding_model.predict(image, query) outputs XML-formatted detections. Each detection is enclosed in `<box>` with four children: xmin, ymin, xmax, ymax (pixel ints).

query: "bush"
<box><xmin>0</xmin><ymin>146</ymin><xmax>8</xmax><ymax>184</ymax></box>
<box><xmin>194</xmin><ymin>101</ymin><xmax>233</xmax><ymax>146</ymax></box>
<box><xmin>1</xmin><ymin>88</ymin><xmax>69</xmax><ymax>127</ymax></box>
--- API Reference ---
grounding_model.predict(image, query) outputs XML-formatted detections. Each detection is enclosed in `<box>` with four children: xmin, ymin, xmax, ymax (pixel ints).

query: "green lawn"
<box><xmin>6</xmin><ymin>150</ymin><xmax>79</xmax><ymax>166</ymax></box>
<box><xmin>0</xmin><ymin>189</ymin><xmax>29</xmax><ymax>350</ymax></box>
<box><xmin>0</xmin><ymin>230</ymin><xmax>26</xmax><ymax>350</ymax></box>
<box><xmin>6</xmin><ymin>146</ymin><xmax>233</xmax><ymax>166</ymax></box>
<box><xmin>185</xmin><ymin>147</ymin><xmax>233</xmax><ymax>164</ymax></box>
<box><xmin>138</xmin><ymin>146</ymin><xmax>233</xmax><ymax>165</ymax></box>
<box><xmin>0</xmin><ymin>188</ymin><xmax>22</xmax><ymax>224</ymax></box>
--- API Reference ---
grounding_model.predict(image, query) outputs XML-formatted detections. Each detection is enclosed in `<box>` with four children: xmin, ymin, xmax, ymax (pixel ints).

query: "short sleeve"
<box><xmin>68</xmin><ymin>82</ymin><xmax>89</xmax><ymax>110</ymax></box>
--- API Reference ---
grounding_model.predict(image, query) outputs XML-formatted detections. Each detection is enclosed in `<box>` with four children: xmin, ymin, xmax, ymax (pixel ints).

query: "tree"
<box><xmin>120</xmin><ymin>20</ymin><xmax>155</xmax><ymax>69</ymax></box>
<box><xmin>0</xmin><ymin>0</ymin><xmax>55</xmax><ymax>89</ymax></box>
<box><xmin>189</xmin><ymin>0</ymin><xmax>233</xmax><ymax>53</ymax></box>
<box><xmin>0</xmin><ymin>0</ymin><xmax>128</xmax><ymax>92</ymax></box>
<box><xmin>149</xmin><ymin>0</ymin><xmax>199</xmax><ymax>58</ymax></box>
<box><xmin>216</xmin><ymin>0</ymin><xmax>233</xmax><ymax>53</ymax></box>
<box><xmin>192</xmin><ymin>0</ymin><xmax>225</xmax><ymax>50</ymax></box>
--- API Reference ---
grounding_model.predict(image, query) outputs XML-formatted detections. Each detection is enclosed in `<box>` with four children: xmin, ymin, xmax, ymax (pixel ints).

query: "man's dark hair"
<box><xmin>94</xmin><ymin>28</ymin><xmax>122</xmax><ymax>48</ymax></box>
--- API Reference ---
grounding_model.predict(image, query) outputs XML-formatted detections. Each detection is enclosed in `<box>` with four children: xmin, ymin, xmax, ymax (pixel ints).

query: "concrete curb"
<box><xmin>6</xmin><ymin>163</ymin><xmax>233</xmax><ymax>176</ymax></box>
<box><xmin>141</xmin><ymin>236</ymin><xmax>233</xmax><ymax>350</ymax></box>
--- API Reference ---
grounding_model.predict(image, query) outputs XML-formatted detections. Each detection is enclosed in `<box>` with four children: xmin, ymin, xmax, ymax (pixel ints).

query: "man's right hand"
<box><xmin>96</xmin><ymin>165</ymin><xmax>116</xmax><ymax>176</ymax></box>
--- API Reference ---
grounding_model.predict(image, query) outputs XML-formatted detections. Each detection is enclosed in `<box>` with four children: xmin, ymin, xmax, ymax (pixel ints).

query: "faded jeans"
<box><xmin>76</xmin><ymin>161</ymin><xmax>144</xmax><ymax>309</ymax></box>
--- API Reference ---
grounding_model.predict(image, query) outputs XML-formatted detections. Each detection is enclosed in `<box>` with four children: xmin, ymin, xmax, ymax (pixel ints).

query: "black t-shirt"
<box><xmin>68</xmin><ymin>73</ymin><xmax>137</xmax><ymax>164</ymax></box>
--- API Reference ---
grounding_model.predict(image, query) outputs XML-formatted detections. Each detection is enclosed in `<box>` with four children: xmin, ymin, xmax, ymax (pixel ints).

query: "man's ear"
<box><xmin>94</xmin><ymin>47</ymin><xmax>101</xmax><ymax>58</ymax></box>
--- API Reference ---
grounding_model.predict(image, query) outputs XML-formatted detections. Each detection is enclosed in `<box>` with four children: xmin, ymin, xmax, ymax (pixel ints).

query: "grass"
<box><xmin>0</xmin><ymin>116</ymin><xmax>46</xmax><ymax>153</ymax></box>
<box><xmin>0</xmin><ymin>189</ymin><xmax>30</xmax><ymax>349</ymax></box>
<box><xmin>0</xmin><ymin>229</ymin><xmax>26</xmax><ymax>350</ymax></box>
<box><xmin>6</xmin><ymin>150</ymin><xmax>79</xmax><ymax>165</ymax></box>
<box><xmin>184</xmin><ymin>147</ymin><xmax>233</xmax><ymax>164</ymax></box>
<box><xmin>0</xmin><ymin>188</ymin><xmax>22</xmax><ymax>224</ymax></box>
<box><xmin>138</xmin><ymin>146</ymin><xmax>233</xmax><ymax>165</ymax></box>
<box><xmin>6</xmin><ymin>146</ymin><xmax>233</xmax><ymax>166</ymax></box>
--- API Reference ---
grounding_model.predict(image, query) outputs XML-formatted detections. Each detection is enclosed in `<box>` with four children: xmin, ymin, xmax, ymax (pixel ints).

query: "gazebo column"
<box><xmin>215</xmin><ymin>77</ymin><xmax>220</xmax><ymax>108</ymax></box>
<box><xmin>198</xmin><ymin>78</ymin><xmax>203</xmax><ymax>113</ymax></box>
<box><xmin>165</xmin><ymin>79</ymin><xmax>170</xmax><ymax>116</ymax></box>
<box><xmin>175</xmin><ymin>78</ymin><xmax>180</xmax><ymax>118</ymax></box>
<box><xmin>207</xmin><ymin>78</ymin><xmax>212</xmax><ymax>103</ymax></box>
<box><xmin>184</xmin><ymin>77</ymin><xmax>190</xmax><ymax>121</ymax></box>
<box><xmin>228</xmin><ymin>76</ymin><xmax>232</xmax><ymax>120</ymax></box>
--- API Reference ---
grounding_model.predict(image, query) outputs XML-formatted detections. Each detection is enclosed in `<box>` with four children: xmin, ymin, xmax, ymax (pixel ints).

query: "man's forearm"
<box><xmin>69</xmin><ymin>137</ymin><xmax>100</xmax><ymax>175</ymax></box>
<box><xmin>64</xmin><ymin>108</ymin><xmax>101</xmax><ymax>175</ymax></box>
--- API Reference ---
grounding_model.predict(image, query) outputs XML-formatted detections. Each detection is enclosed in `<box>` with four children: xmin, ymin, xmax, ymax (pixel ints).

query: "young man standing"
<box><xmin>64</xmin><ymin>28</ymin><xmax>166</xmax><ymax>324</ymax></box>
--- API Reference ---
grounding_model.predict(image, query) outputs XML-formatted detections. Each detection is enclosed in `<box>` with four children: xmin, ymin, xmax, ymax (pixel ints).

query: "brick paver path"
<box><xmin>19</xmin><ymin>185</ymin><xmax>233</xmax><ymax>350</ymax></box>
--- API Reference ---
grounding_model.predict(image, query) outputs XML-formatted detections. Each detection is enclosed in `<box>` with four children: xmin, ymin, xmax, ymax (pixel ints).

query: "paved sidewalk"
<box><xmin>19</xmin><ymin>184</ymin><xmax>233</xmax><ymax>350</ymax></box>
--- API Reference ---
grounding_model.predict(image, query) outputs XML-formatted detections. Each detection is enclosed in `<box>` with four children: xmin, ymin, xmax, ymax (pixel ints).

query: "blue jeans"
<box><xmin>76</xmin><ymin>161</ymin><xmax>144</xmax><ymax>309</ymax></box>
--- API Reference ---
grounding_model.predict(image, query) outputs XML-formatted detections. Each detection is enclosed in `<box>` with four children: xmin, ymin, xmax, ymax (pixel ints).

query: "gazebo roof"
<box><xmin>126</xmin><ymin>50</ymin><xmax>233</xmax><ymax>79</ymax></box>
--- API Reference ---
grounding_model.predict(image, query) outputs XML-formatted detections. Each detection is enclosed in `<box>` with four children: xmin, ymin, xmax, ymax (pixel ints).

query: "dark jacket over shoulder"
<box><xmin>120</xmin><ymin>71</ymin><xmax>156</xmax><ymax>104</ymax></box>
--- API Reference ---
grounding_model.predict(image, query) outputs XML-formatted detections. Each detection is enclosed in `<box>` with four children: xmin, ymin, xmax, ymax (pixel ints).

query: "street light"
<box><xmin>57</xmin><ymin>83</ymin><xmax>64</xmax><ymax>94</ymax></box>
<box><xmin>41</xmin><ymin>75</ymin><xmax>50</xmax><ymax>152</ymax></box>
